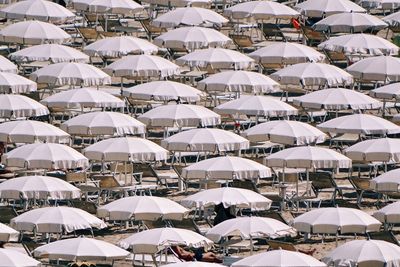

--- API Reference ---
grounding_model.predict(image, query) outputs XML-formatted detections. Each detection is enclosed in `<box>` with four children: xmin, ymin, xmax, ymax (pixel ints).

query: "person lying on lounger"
<box><xmin>171</xmin><ymin>246</ymin><xmax>223</xmax><ymax>263</ymax></box>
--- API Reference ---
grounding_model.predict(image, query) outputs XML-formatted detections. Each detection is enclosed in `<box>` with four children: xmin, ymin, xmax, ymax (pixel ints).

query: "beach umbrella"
<box><xmin>61</xmin><ymin>112</ymin><xmax>145</xmax><ymax>136</ymax></box>
<box><xmin>151</xmin><ymin>7</ymin><xmax>228</xmax><ymax>28</ymax></box>
<box><xmin>318</xmin><ymin>34</ymin><xmax>398</xmax><ymax>56</ymax></box>
<box><xmin>313</xmin><ymin>13</ymin><xmax>387</xmax><ymax>33</ymax></box>
<box><xmin>370</xmin><ymin>169</ymin><xmax>400</xmax><ymax>192</ymax></box>
<box><xmin>345</xmin><ymin>138</ymin><xmax>400</xmax><ymax>162</ymax></box>
<box><xmin>0</xmin><ymin>176</ymin><xmax>80</xmax><ymax>200</ymax></box>
<box><xmin>181</xmin><ymin>187</ymin><xmax>271</xmax><ymax>210</ymax></box>
<box><xmin>0</xmin><ymin>120</ymin><xmax>69</xmax><ymax>143</ymax></box>
<box><xmin>266</xmin><ymin>146</ymin><xmax>352</xmax><ymax>169</ymax></box>
<box><xmin>73</xmin><ymin>0</ymin><xmax>143</xmax><ymax>14</ymax></box>
<box><xmin>197</xmin><ymin>71</ymin><xmax>280</xmax><ymax>94</ymax></box>
<box><xmin>83</xmin><ymin>36</ymin><xmax>158</xmax><ymax>57</ymax></box>
<box><xmin>181</xmin><ymin>156</ymin><xmax>271</xmax><ymax>180</ymax></box>
<box><xmin>294</xmin><ymin>0</ymin><xmax>365</xmax><ymax>17</ymax></box>
<box><xmin>360</xmin><ymin>0</ymin><xmax>400</xmax><ymax>10</ymax></box>
<box><xmin>97</xmin><ymin>196</ymin><xmax>188</xmax><ymax>221</ymax></box>
<box><xmin>138</xmin><ymin>104</ymin><xmax>220</xmax><ymax>128</ymax></box>
<box><xmin>346</xmin><ymin>56</ymin><xmax>400</xmax><ymax>83</ymax></box>
<box><xmin>176</xmin><ymin>48</ymin><xmax>254</xmax><ymax>70</ymax></box>
<box><xmin>83</xmin><ymin>137</ymin><xmax>169</xmax><ymax>162</ymax></box>
<box><xmin>270</xmin><ymin>62</ymin><xmax>353</xmax><ymax>87</ymax></box>
<box><xmin>383</xmin><ymin>10</ymin><xmax>400</xmax><ymax>26</ymax></box>
<box><xmin>0</xmin><ymin>55</ymin><xmax>18</xmax><ymax>73</ymax></box>
<box><xmin>232</xmin><ymin>250</ymin><xmax>326</xmax><ymax>267</ymax></box>
<box><xmin>317</xmin><ymin>114</ymin><xmax>400</xmax><ymax>135</ymax></box>
<box><xmin>370</xmin><ymin>82</ymin><xmax>400</xmax><ymax>99</ymax></box>
<box><xmin>154</xmin><ymin>27</ymin><xmax>232</xmax><ymax>51</ymax></box>
<box><xmin>30</xmin><ymin>62</ymin><xmax>111</xmax><ymax>87</ymax></box>
<box><xmin>224</xmin><ymin>1</ymin><xmax>299</xmax><ymax>20</ymax></box>
<box><xmin>41</xmin><ymin>88</ymin><xmax>124</xmax><ymax>109</ymax></box>
<box><xmin>161</xmin><ymin>128</ymin><xmax>249</xmax><ymax>152</ymax></box>
<box><xmin>293</xmin><ymin>207</ymin><xmax>381</xmax><ymax>234</ymax></box>
<box><xmin>0</xmin><ymin>0</ymin><xmax>75</xmax><ymax>23</ymax></box>
<box><xmin>10</xmin><ymin>44</ymin><xmax>89</xmax><ymax>63</ymax></box>
<box><xmin>143</xmin><ymin>0</ymin><xmax>211</xmax><ymax>7</ymax></box>
<box><xmin>0</xmin><ymin>72</ymin><xmax>37</xmax><ymax>94</ymax></box>
<box><xmin>249</xmin><ymin>42</ymin><xmax>325</xmax><ymax>65</ymax></box>
<box><xmin>33</xmin><ymin>237</ymin><xmax>129</xmax><ymax>261</ymax></box>
<box><xmin>123</xmin><ymin>81</ymin><xmax>204</xmax><ymax>103</ymax></box>
<box><xmin>104</xmin><ymin>55</ymin><xmax>180</xmax><ymax>78</ymax></box>
<box><xmin>373</xmin><ymin>201</ymin><xmax>400</xmax><ymax>223</ymax></box>
<box><xmin>242</xmin><ymin>120</ymin><xmax>326</xmax><ymax>145</ymax></box>
<box><xmin>0</xmin><ymin>20</ymin><xmax>70</xmax><ymax>45</ymax></box>
<box><xmin>2</xmin><ymin>143</ymin><xmax>89</xmax><ymax>169</ymax></box>
<box><xmin>214</xmin><ymin>95</ymin><xmax>298</xmax><ymax>118</ymax></box>
<box><xmin>0</xmin><ymin>94</ymin><xmax>49</xmax><ymax>119</ymax></box>
<box><xmin>206</xmin><ymin>217</ymin><xmax>296</xmax><ymax>242</ymax></box>
<box><xmin>322</xmin><ymin>240</ymin><xmax>400</xmax><ymax>267</ymax></box>
<box><xmin>0</xmin><ymin>249</ymin><xmax>40</xmax><ymax>267</ymax></box>
<box><xmin>293</xmin><ymin>88</ymin><xmax>381</xmax><ymax>110</ymax></box>
<box><xmin>10</xmin><ymin>206</ymin><xmax>107</xmax><ymax>234</ymax></box>
<box><xmin>0</xmin><ymin>223</ymin><xmax>19</xmax><ymax>242</ymax></box>
<box><xmin>118</xmin><ymin>228</ymin><xmax>213</xmax><ymax>253</ymax></box>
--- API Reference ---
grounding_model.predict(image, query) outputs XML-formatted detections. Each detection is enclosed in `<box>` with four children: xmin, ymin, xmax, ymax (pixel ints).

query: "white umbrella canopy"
<box><xmin>0</xmin><ymin>248</ymin><xmax>41</xmax><ymax>267</ymax></box>
<box><xmin>161</xmin><ymin>128</ymin><xmax>250</xmax><ymax>152</ymax></box>
<box><xmin>61</xmin><ymin>111</ymin><xmax>145</xmax><ymax>136</ymax></box>
<box><xmin>10</xmin><ymin>206</ymin><xmax>107</xmax><ymax>233</ymax></box>
<box><xmin>265</xmin><ymin>146</ymin><xmax>352</xmax><ymax>169</ymax></box>
<box><xmin>118</xmin><ymin>228</ymin><xmax>214</xmax><ymax>253</ymax></box>
<box><xmin>10</xmin><ymin>44</ymin><xmax>89</xmax><ymax>63</ymax></box>
<box><xmin>313</xmin><ymin>12</ymin><xmax>387</xmax><ymax>33</ymax></box>
<box><xmin>224</xmin><ymin>1</ymin><xmax>299</xmax><ymax>20</ymax></box>
<box><xmin>344</xmin><ymin>138</ymin><xmax>400</xmax><ymax>162</ymax></box>
<box><xmin>73</xmin><ymin>0</ymin><xmax>143</xmax><ymax>14</ymax></box>
<box><xmin>318</xmin><ymin>34</ymin><xmax>399</xmax><ymax>56</ymax></box>
<box><xmin>293</xmin><ymin>207</ymin><xmax>381</xmax><ymax>234</ymax></box>
<box><xmin>293</xmin><ymin>88</ymin><xmax>381</xmax><ymax>110</ymax></box>
<box><xmin>0</xmin><ymin>72</ymin><xmax>37</xmax><ymax>94</ymax></box>
<box><xmin>2</xmin><ymin>143</ymin><xmax>89</xmax><ymax>170</ymax></box>
<box><xmin>370</xmin><ymin>169</ymin><xmax>400</xmax><ymax>193</ymax></box>
<box><xmin>181</xmin><ymin>156</ymin><xmax>272</xmax><ymax>180</ymax></box>
<box><xmin>294</xmin><ymin>0</ymin><xmax>365</xmax><ymax>17</ymax></box>
<box><xmin>122</xmin><ymin>81</ymin><xmax>204</xmax><ymax>103</ymax></box>
<box><xmin>346</xmin><ymin>56</ymin><xmax>400</xmax><ymax>82</ymax></box>
<box><xmin>0</xmin><ymin>175</ymin><xmax>80</xmax><ymax>200</ymax></box>
<box><xmin>176</xmin><ymin>48</ymin><xmax>254</xmax><ymax>70</ymax></box>
<box><xmin>0</xmin><ymin>94</ymin><xmax>49</xmax><ymax>119</ymax></box>
<box><xmin>206</xmin><ymin>217</ymin><xmax>296</xmax><ymax>242</ymax></box>
<box><xmin>359</xmin><ymin>0</ymin><xmax>400</xmax><ymax>10</ymax></box>
<box><xmin>242</xmin><ymin>120</ymin><xmax>327</xmax><ymax>145</ymax></box>
<box><xmin>151</xmin><ymin>7</ymin><xmax>228</xmax><ymax>28</ymax></box>
<box><xmin>104</xmin><ymin>55</ymin><xmax>180</xmax><ymax>78</ymax></box>
<box><xmin>138</xmin><ymin>104</ymin><xmax>221</xmax><ymax>128</ymax></box>
<box><xmin>270</xmin><ymin>62</ymin><xmax>353</xmax><ymax>87</ymax></box>
<box><xmin>0</xmin><ymin>20</ymin><xmax>70</xmax><ymax>45</ymax></box>
<box><xmin>317</xmin><ymin>114</ymin><xmax>400</xmax><ymax>135</ymax></box>
<box><xmin>83</xmin><ymin>36</ymin><xmax>158</xmax><ymax>57</ymax></box>
<box><xmin>144</xmin><ymin>0</ymin><xmax>211</xmax><ymax>7</ymax></box>
<box><xmin>0</xmin><ymin>120</ymin><xmax>70</xmax><ymax>143</ymax></box>
<box><xmin>370</xmin><ymin>82</ymin><xmax>400</xmax><ymax>99</ymax></box>
<box><xmin>181</xmin><ymin>187</ymin><xmax>271</xmax><ymax>210</ymax></box>
<box><xmin>41</xmin><ymin>88</ymin><xmax>124</xmax><ymax>109</ymax></box>
<box><xmin>30</xmin><ymin>62</ymin><xmax>111</xmax><ymax>87</ymax></box>
<box><xmin>383</xmin><ymin>10</ymin><xmax>400</xmax><ymax>26</ymax></box>
<box><xmin>249</xmin><ymin>42</ymin><xmax>325</xmax><ymax>65</ymax></box>
<box><xmin>232</xmin><ymin>250</ymin><xmax>327</xmax><ymax>267</ymax></box>
<box><xmin>33</xmin><ymin>237</ymin><xmax>129</xmax><ymax>261</ymax></box>
<box><xmin>0</xmin><ymin>0</ymin><xmax>75</xmax><ymax>23</ymax></box>
<box><xmin>322</xmin><ymin>240</ymin><xmax>400</xmax><ymax>267</ymax></box>
<box><xmin>97</xmin><ymin>196</ymin><xmax>189</xmax><ymax>221</ymax></box>
<box><xmin>0</xmin><ymin>55</ymin><xmax>18</xmax><ymax>73</ymax></box>
<box><xmin>154</xmin><ymin>27</ymin><xmax>232</xmax><ymax>51</ymax></box>
<box><xmin>83</xmin><ymin>137</ymin><xmax>169</xmax><ymax>162</ymax></box>
<box><xmin>214</xmin><ymin>95</ymin><xmax>298</xmax><ymax>117</ymax></box>
<box><xmin>197</xmin><ymin>71</ymin><xmax>280</xmax><ymax>94</ymax></box>
<box><xmin>373</xmin><ymin>201</ymin><xmax>400</xmax><ymax>223</ymax></box>
<box><xmin>0</xmin><ymin>223</ymin><xmax>19</xmax><ymax>242</ymax></box>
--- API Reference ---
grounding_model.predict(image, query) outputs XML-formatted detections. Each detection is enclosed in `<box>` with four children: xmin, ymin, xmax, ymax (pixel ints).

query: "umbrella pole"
<box><xmin>250</xmin><ymin>235</ymin><xmax>253</xmax><ymax>255</ymax></box>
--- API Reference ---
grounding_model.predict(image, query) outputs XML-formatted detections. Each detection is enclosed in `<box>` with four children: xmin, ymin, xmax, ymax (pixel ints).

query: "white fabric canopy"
<box><xmin>383</xmin><ymin>10</ymin><xmax>400</xmax><ymax>26</ymax></box>
<box><xmin>0</xmin><ymin>249</ymin><xmax>40</xmax><ymax>267</ymax></box>
<box><xmin>370</xmin><ymin>82</ymin><xmax>400</xmax><ymax>99</ymax></box>
<box><xmin>73</xmin><ymin>0</ymin><xmax>143</xmax><ymax>14</ymax></box>
<box><xmin>83</xmin><ymin>137</ymin><xmax>169</xmax><ymax>162</ymax></box>
<box><xmin>0</xmin><ymin>223</ymin><xmax>19</xmax><ymax>242</ymax></box>
<box><xmin>0</xmin><ymin>94</ymin><xmax>49</xmax><ymax>118</ymax></box>
<box><xmin>161</xmin><ymin>128</ymin><xmax>249</xmax><ymax>152</ymax></box>
<box><xmin>370</xmin><ymin>169</ymin><xmax>400</xmax><ymax>193</ymax></box>
<box><xmin>346</xmin><ymin>56</ymin><xmax>400</xmax><ymax>82</ymax></box>
<box><xmin>224</xmin><ymin>1</ymin><xmax>299</xmax><ymax>20</ymax></box>
<box><xmin>360</xmin><ymin>0</ymin><xmax>400</xmax><ymax>10</ymax></box>
<box><xmin>345</xmin><ymin>138</ymin><xmax>400</xmax><ymax>162</ymax></box>
<box><xmin>0</xmin><ymin>55</ymin><xmax>18</xmax><ymax>73</ymax></box>
<box><xmin>373</xmin><ymin>201</ymin><xmax>400</xmax><ymax>223</ymax></box>
<box><xmin>0</xmin><ymin>72</ymin><xmax>37</xmax><ymax>94</ymax></box>
<box><xmin>97</xmin><ymin>196</ymin><xmax>188</xmax><ymax>221</ymax></box>
<box><xmin>295</xmin><ymin>0</ymin><xmax>365</xmax><ymax>17</ymax></box>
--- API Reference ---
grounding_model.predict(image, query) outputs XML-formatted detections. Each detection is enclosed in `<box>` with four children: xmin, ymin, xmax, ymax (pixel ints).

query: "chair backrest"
<box><xmin>139</xmin><ymin>18</ymin><xmax>165</xmax><ymax>35</ymax></box>
<box><xmin>170</xmin><ymin>218</ymin><xmax>201</xmax><ymax>234</ymax></box>
<box><xmin>262</xmin><ymin>23</ymin><xmax>286</xmax><ymax>41</ymax></box>
<box><xmin>301</xmin><ymin>26</ymin><xmax>327</xmax><ymax>45</ymax></box>
<box><xmin>142</xmin><ymin>218</ymin><xmax>167</xmax><ymax>229</ymax></box>
<box><xmin>71</xmin><ymin>199</ymin><xmax>98</xmax><ymax>214</ymax></box>
<box><xmin>231</xmin><ymin>179</ymin><xmax>259</xmax><ymax>193</ymax></box>
<box><xmin>278</xmin><ymin>172</ymin><xmax>298</xmax><ymax>184</ymax></box>
<box><xmin>66</xmin><ymin>172</ymin><xmax>87</xmax><ymax>183</ymax></box>
<box><xmin>267</xmin><ymin>240</ymin><xmax>297</xmax><ymax>251</ymax></box>
<box><xmin>110</xmin><ymin>162</ymin><xmax>134</xmax><ymax>174</ymax></box>
<box><xmin>349</xmin><ymin>177</ymin><xmax>371</xmax><ymax>191</ymax></box>
<box><xmin>229</xmin><ymin>34</ymin><xmax>253</xmax><ymax>48</ymax></box>
<box><xmin>98</xmin><ymin>175</ymin><xmax>120</xmax><ymax>188</ymax></box>
<box><xmin>77</xmin><ymin>27</ymin><xmax>99</xmax><ymax>43</ymax></box>
<box><xmin>309</xmin><ymin>171</ymin><xmax>335</xmax><ymax>190</ymax></box>
<box><xmin>0</xmin><ymin>206</ymin><xmax>17</xmax><ymax>223</ymax></box>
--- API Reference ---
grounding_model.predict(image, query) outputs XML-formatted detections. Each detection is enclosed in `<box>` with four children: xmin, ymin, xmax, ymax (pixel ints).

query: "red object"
<box><xmin>291</xmin><ymin>18</ymin><xmax>301</xmax><ymax>30</ymax></box>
